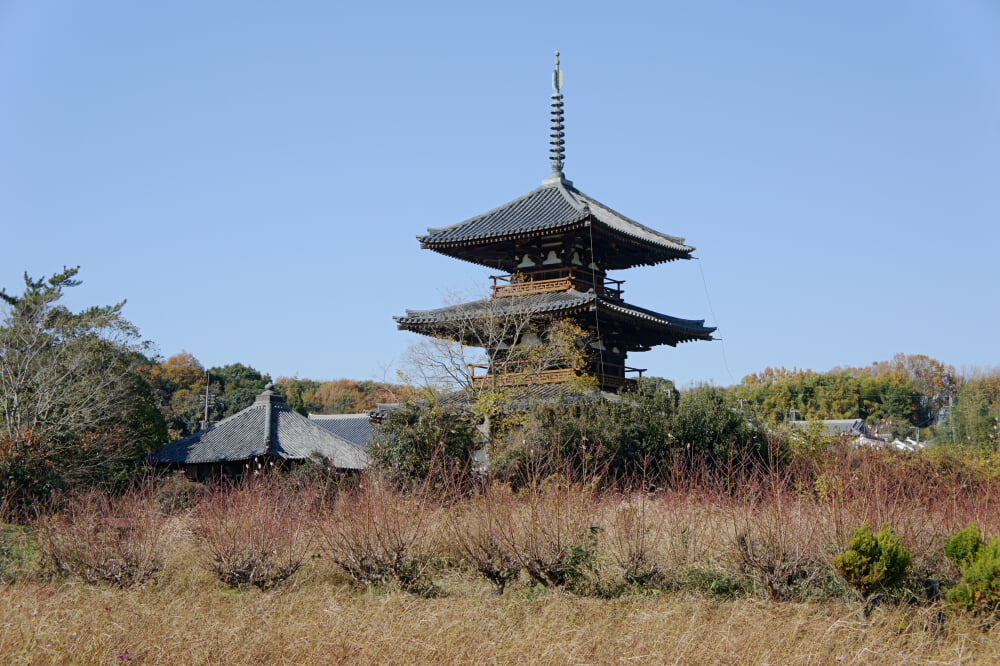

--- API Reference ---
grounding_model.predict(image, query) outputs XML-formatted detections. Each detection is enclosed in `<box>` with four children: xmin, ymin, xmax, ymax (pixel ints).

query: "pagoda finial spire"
<box><xmin>549</xmin><ymin>50</ymin><xmax>565</xmax><ymax>178</ymax></box>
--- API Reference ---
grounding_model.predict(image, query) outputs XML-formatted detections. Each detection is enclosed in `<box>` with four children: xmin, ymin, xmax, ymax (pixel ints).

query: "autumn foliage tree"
<box><xmin>141</xmin><ymin>352</ymin><xmax>207</xmax><ymax>438</ymax></box>
<box><xmin>272</xmin><ymin>377</ymin><xmax>418</xmax><ymax>415</ymax></box>
<box><xmin>141</xmin><ymin>355</ymin><xmax>271</xmax><ymax>438</ymax></box>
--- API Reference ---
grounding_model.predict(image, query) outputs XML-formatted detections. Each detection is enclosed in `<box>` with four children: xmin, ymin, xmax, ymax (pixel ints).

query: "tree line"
<box><xmin>732</xmin><ymin>355</ymin><xmax>996</xmax><ymax>445</ymax></box>
<box><xmin>2</xmin><ymin>267</ymin><xmax>998</xmax><ymax>511</ymax></box>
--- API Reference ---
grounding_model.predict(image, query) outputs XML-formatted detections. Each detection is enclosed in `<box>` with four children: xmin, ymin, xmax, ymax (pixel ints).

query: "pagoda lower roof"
<box><xmin>418</xmin><ymin>177</ymin><xmax>694</xmax><ymax>271</ymax></box>
<box><xmin>394</xmin><ymin>289</ymin><xmax>715</xmax><ymax>348</ymax></box>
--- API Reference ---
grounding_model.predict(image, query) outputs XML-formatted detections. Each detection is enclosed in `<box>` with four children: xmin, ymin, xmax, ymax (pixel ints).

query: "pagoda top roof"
<box><xmin>418</xmin><ymin>177</ymin><xmax>694</xmax><ymax>270</ymax></box>
<box><xmin>394</xmin><ymin>288</ymin><xmax>715</xmax><ymax>348</ymax></box>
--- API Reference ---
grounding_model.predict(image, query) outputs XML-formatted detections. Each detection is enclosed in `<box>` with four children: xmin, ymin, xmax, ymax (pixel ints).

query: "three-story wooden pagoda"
<box><xmin>395</xmin><ymin>53</ymin><xmax>715</xmax><ymax>393</ymax></box>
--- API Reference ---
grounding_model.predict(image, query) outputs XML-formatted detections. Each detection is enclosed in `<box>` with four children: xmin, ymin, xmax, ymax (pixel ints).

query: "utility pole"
<box><xmin>200</xmin><ymin>370</ymin><xmax>216</xmax><ymax>430</ymax></box>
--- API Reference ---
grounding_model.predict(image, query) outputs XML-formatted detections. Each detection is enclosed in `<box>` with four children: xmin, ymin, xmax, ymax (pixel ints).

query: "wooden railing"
<box><xmin>492</xmin><ymin>276</ymin><xmax>573</xmax><ymax>297</ymax></box>
<box><xmin>468</xmin><ymin>366</ymin><xmax>579</xmax><ymax>387</ymax></box>
<box><xmin>490</xmin><ymin>269</ymin><xmax>623</xmax><ymax>300</ymax></box>
<box><xmin>467</xmin><ymin>360</ymin><xmax>646</xmax><ymax>391</ymax></box>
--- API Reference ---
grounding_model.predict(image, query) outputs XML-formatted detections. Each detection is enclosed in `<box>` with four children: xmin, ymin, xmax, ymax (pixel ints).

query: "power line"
<box><xmin>695</xmin><ymin>256</ymin><xmax>734</xmax><ymax>384</ymax></box>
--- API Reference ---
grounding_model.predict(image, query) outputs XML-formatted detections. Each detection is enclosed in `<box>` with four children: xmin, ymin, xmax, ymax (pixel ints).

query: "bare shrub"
<box><xmin>34</xmin><ymin>482</ymin><xmax>166</xmax><ymax>587</ymax></box>
<box><xmin>731</xmin><ymin>500</ymin><xmax>827</xmax><ymax>601</ymax></box>
<box><xmin>727</xmin><ymin>445</ymin><xmax>827</xmax><ymax>600</ymax></box>
<box><xmin>491</xmin><ymin>472</ymin><xmax>601</xmax><ymax>589</ymax></box>
<box><xmin>606</xmin><ymin>490</ymin><xmax>665</xmax><ymax>586</ymax></box>
<box><xmin>315</xmin><ymin>473</ymin><xmax>438</xmax><ymax>592</ymax></box>
<box><xmin>649</xmin><ymin>456</ymin><xmax>735</xmax><ymax>574</ymax></box>
<box><xmin>195</xmin><ymin>475</ymin><xmax>313</xmax><ymax>590</ymax></box>
<box><xmin>445</xmin><ymin>480</ymin><xmax>521</xmax><ymax>594</ymax></box>
<box><xmin>814</xmin><ymin>448</ymin><xmax>932</xmax><ymax>557</ymax></box>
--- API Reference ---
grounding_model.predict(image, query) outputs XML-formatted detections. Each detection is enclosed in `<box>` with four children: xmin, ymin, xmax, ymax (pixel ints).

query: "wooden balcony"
<box><xmin>469</xmin><ymin>366</ymin><xmax>579</xmax><ymax>387</ymax></box>
<box><xmin>490</xmin><ymin>269</ymin><xmax>623</xmax><ymax>300</ymax></box>
<box><xmin>492</xmin><ymin>276</ymin><xmax>574</xmax><ymax>297</ymax></box>
<box><xmin>467</xmin><ymin>360</ymin><xmax>645</xmax><ymax>391</ymax></box>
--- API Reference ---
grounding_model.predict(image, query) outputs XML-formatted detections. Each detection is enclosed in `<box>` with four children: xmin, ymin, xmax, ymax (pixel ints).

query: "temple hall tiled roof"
<box><xmin>394</xmin><ymin>289</ymin><xmax>715</xmax><ymax>346</ymax></box>
<box><xmin>308</xmin><ymin>413</ymin><xmax>378</xmax><ymax>452</ymax></box>
<box><xmin>418</xmin><ymin>178</ymin><xmax>694</xmax><ymax>270</ymax></box>
<box><xmin>151</xmin><ymin>387</ymin><xmax>369</xmax><ymax>469</ymax></box>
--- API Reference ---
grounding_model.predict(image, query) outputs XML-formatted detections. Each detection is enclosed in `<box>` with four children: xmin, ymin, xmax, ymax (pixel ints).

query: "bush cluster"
<box><xmin>314</xmin><ymin>473</ymin><xmax>438</xmax><ymax>594</ymax></box>
<box><xmin>488</xmin><ymin>384</ymin><xmax>767</xmax><ymax>482</ymax></box>
<box><xmin>943</xmin><ymin>524</ymin><xmax>1000</xmax><ymax>617</ymax></box>
<box><xmin>832</xmin><ymin>523</ymin><xmax>912</xmax><ymax>597</ymax></box>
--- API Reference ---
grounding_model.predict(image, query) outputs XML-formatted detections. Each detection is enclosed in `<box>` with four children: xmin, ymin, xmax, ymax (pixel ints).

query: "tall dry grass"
<box><xmin>2</xmin><ymin>577</ymin><xmax>997</xmax><ymax>664</ymax></box>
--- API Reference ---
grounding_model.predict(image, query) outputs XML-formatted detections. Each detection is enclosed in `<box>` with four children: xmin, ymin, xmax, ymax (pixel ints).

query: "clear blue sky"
<box><xmin>2</xmin><ymin>1</ymin><xmax>998</xmax><ymax>387</ymax></box>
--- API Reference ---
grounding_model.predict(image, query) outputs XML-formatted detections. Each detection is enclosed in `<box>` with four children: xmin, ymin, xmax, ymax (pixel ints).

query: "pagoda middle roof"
<box><xmin>394</xmin><ymin>289</ymin><xmax>715</xmax><ymax>347</ymax></box>
<box><xmin>419</xmin><ymin>177</ymin><xmax>694</xmax><ymax>269</ymax></box>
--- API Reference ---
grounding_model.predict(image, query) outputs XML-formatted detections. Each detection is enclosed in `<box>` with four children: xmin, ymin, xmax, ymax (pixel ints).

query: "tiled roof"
<box><xmin>151</xmin><ymin>388</ymin><xmax>369</xmax><ymax>469</ymax></box>
<box><xmin>394</xmin><ymin>289</ymin><xmax>715</xmax><ymax>343</ymax></box>
<box><xmin>419</xmin><ymin>179</ymin><xmax>693</xmax><ymax>260</ymax></box>
<box><xmin>308</xmin><ymin>413</ymin><xmax>378</xmax><ymax>452</ymax></box>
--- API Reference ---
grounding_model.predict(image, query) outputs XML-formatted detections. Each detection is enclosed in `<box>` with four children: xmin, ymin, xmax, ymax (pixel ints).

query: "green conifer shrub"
<box><xmin>943</xmin><ymin>524</ymin><xmax>1000</xmax><ymax>616</ymax></box>
<box><xmin>832</xmin><ymin>523</ymin><xmax>911</xmax><ymax>596</ymax></box>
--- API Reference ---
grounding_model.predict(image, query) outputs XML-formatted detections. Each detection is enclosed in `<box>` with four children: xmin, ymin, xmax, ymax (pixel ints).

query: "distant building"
<box><xmin>786</xmin><ymin>418</ymin><xmax>900</xmax><ymax>448</ymax></box>
<box><xmin>150</xmin><ymin>385</ymin><xmax>369</xmax><ymax>479</ymax></box>
<box><xmin>788</xmin><ymin>419</ymin><xmax>873</xmax><ymax>439</ymax></box>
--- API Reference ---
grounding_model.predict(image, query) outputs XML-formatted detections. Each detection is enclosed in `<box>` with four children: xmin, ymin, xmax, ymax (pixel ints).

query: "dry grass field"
<box><xmin>2</xmin><ymin>448</ymin><xmax>1000</xmax><ymax>664</ymax></box>
<box><xmin>2</xmin><ymin>570</ymin><xmax>998</xmax><ymax>664</ymax></box>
